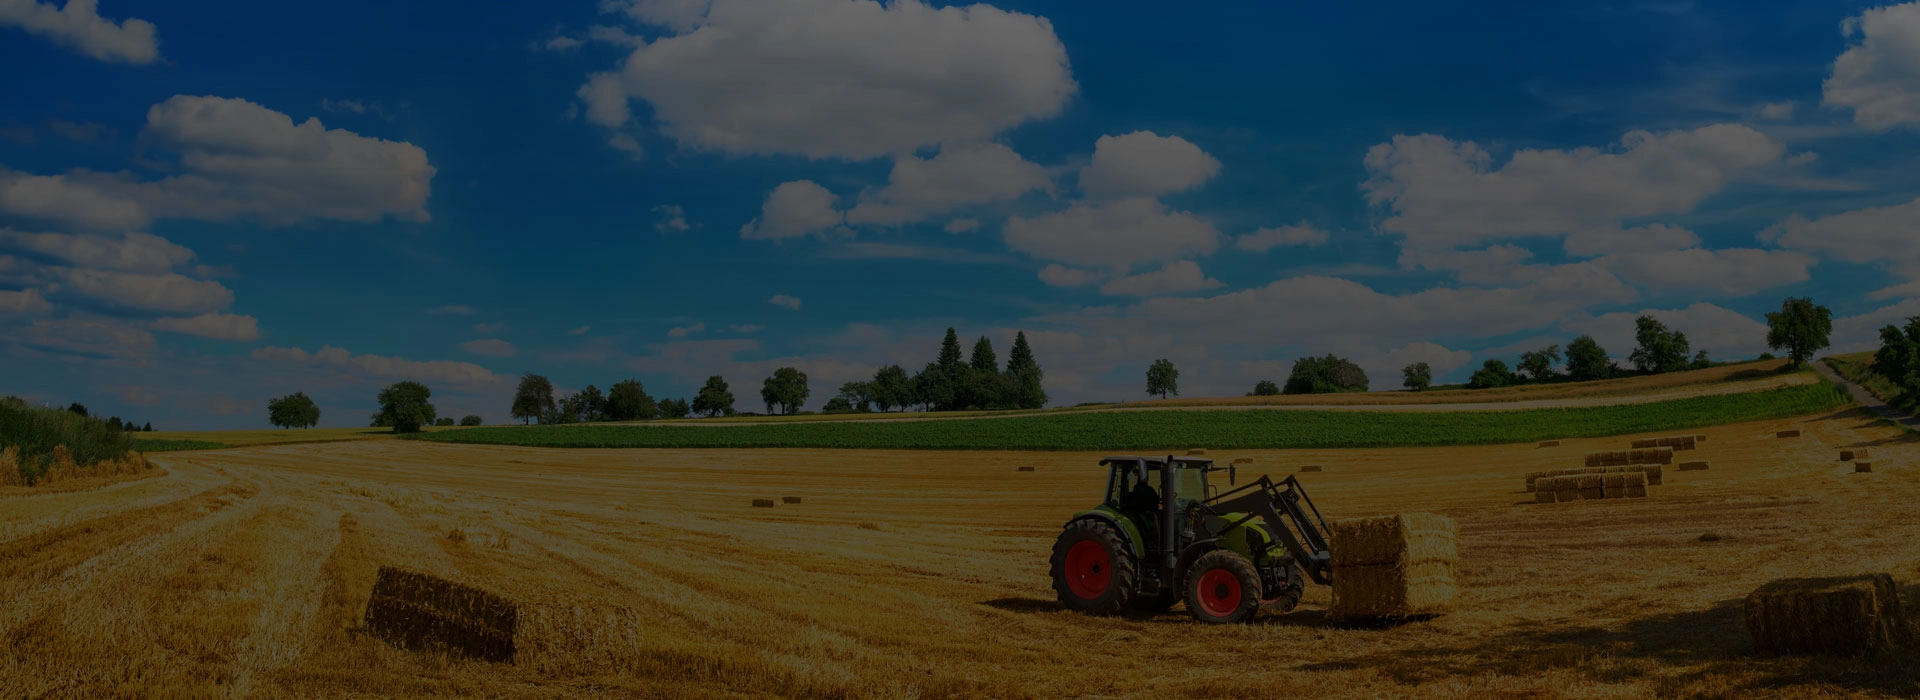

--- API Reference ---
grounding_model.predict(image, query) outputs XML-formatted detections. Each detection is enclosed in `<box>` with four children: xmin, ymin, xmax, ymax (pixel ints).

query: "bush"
<box><xmin>1250</xmin><ymin>380</ymin><xmax>1281</xmax><ymax>396</ymax></box>
<box><xmin>0</xmin><ymin>397</ymin><xmax>136</xmax><ymax>485</ymax></box>
<box><xmin>459</xmin><ymin>415</ymin><xmax>483</xmax><ymax>426</ymax></box>
<box><xmin>434</xmin><ymin>417</ymin><xmax>455</xmax><ymax>427</ymax></box>
<box><xmin>1468</xmin><ymin>359</ymin><xmax>1516</xmax><ymax>389</ymax></box>
<box><xmin>1284</xmin><ymin>355</ymin><xmax>1369</xmax><ymax>394</ymax></box>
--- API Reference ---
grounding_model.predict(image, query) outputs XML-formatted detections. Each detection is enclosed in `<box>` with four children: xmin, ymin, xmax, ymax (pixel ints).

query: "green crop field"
<box><xmin>132</xmin><ymin>439</ymin><xmax>231</xmax><ymax>452</ymax></box>
<box><xmin>408</xmin><ymin>382</ymin><xmax>1853</xmax><ymax>451</ymax></box>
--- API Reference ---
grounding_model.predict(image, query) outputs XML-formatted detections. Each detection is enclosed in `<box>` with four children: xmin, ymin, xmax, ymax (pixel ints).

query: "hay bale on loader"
<box><xmin>364</xmin><ymin>567</ymin><xmax>517</xmax><ymax>662</ymax></box>
<box><xmin>1327</xmin><ymin>513</ymin><xmax>1458</xmax><ymax>620</ymax></box>
<box><xmin>1745</xmin><ymin>574</ymin><xmax>1910</xmax><ymax>655</ymax></box>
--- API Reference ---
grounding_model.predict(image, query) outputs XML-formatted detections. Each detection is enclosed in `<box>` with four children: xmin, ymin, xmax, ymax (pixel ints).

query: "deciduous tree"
<box><xmin>1765</xmin><ymin>296</ymin><xmax>1833</xmax><ymax>368</ymax></box>
<box><xmin>1401</xmin><ymin>363</ymin><xmax>1432</xmax><ymax>392</ymax></box>
<box><xmin>375</xmin><ymin>381</ymin><xmax>435</xmax><ymax>434</ymax></box>
<box><xmin>511</xmin><ymin>373</ymin><xmax>556</xmax><ymax>425</ymax></box>
<box><xmin>1146</xmin><ymin>359</ymin><xmax>1179</xmax><ymax>399</ymax></box>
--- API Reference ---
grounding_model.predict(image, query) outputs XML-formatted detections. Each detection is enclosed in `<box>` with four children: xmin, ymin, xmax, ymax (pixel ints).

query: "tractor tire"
<box><xmin>1050</xmin><ymin>519</ymin><xmax>1137</xmax><ymax>615</ymax></box>
<box><xmin>1184</xmin><ymin>550</ymin><xmax>1262</xmax><ymax>624</ymax></box>
<box><xmin>1261</xmin><ymin>561</ymin><xmax>1305</xmax><ymax>614</ymax></box>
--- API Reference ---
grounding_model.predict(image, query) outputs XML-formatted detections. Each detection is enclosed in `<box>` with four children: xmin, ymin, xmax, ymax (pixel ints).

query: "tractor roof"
<box><xmin>1100</xmin><ymin>455</ymin><xmax>1215</xmax><ymax>469</ymax></box>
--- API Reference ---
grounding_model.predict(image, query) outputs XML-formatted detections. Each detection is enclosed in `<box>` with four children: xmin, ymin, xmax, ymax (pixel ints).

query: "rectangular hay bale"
<box><xmin>1016</xmin><ymin>466</ymin><xmax>1036</xmax><ymax>472</ymax></box>
<box><xmin>1678</xmin><ymin>461</ymin><xmax>1710</xmax><ymax>471</ymax></box>
<box><xmin>1187</xmin><ymin>448</ymin><xmax>1207</xmax><ymax>455</ymax></box>
<box><xmin>1625</xmin><ymin>484</ymin><xmax>1648</xmax><ymax>498</ymax></box>
<box><xmin>1554</xmin><ymin>488</ymin><xmax>1579</xmax><ymax>503</ymax></box>
<box><xmin>782</xmin><ymin>496</ymin><xmax>802</xmax><ymax>504</ymax></box>
<box><xmin>1777</xmin><ymin>429</ymin><xmax>1801</xmax><ymax>438</ymax></box>
<box><xmin>364</xmin><ymin>567</ymin><xmax>518</xmax><ymax>663</ymax></box>
<box><xmin>1300</xmin><ymin>465</ymin><xmax>1324</xmax><ymax>472</ymax></box>
<box><xmin>1537</xmin><ymin>440</ymin><xmax>1561</xmax><ymax>448</ymax></box>
<box><xmin>1632</xmin><ymin>438</ymin><xmax>1659</xmax><ymax>449</ymax></box>
<box><xmin>1534</xmin><ymin>490</ymin><xmax>1557</xmax><ymax>504</ymax></box>
<box><xmin>1636</xmin><ymin>465</ymin><xmax>1663</xmax><ymax>486</ymax></box>
<box><xmin>1327</xmin><ymin>513</ymin><xmax>1458</xmax><ymax>619</ymax></box>
<box><xmin>1573</xmin><ymin>474</ymin><xmax>1603</xmax><ymax>489</ymax></box>
<box><xmin>1856</xmin><ymin>462</ymin><xmax>1873</xmax><ymax>473</ymax></box>
<box><xmin>751</xmin><ymin>499</ymin><xmax>775</xmax><ymax>508</ymax></box>
<box><xmin>1603</xmin><ymin>487</ymin><xmax>1625</xmax><ymax>499</ymax></box>
<box><xmin>1745</xmin><ymin>574</ymin><xmax>1909</xmax><ymax>655</ymax></box>
<box><xmin>1578</xmin><ymin>487</ymin><xmax>1605</xmax><ymax>500</ymax></box>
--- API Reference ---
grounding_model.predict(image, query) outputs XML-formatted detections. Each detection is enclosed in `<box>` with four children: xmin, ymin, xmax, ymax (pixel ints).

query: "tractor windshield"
<box><xmin>1173</xmin><ymin>466</ymin><xmax>1207</xmax><ymax>505</ymax></box>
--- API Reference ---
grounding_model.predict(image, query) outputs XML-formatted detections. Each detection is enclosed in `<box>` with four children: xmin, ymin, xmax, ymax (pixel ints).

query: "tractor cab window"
<box><xmin>1173</xmin><ymin>466</ymin><xmax>1208</xmax><ymax>506</ymax></box>
<box><xmin>1106</xmin><ymin>464</ymin><xmax>1161</xmax><ymax>512</ymax></box>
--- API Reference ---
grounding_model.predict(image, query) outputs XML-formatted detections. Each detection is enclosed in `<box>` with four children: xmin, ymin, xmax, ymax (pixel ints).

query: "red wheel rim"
<box><xmin>1197</xmin><ymin>568</ymin><xmax>1242</xmax><ymax>617</ymax></box>
<box><xmin>1063</xmin><ymin>540</ymin><xmax>1112</xmax><ymax>600</ymax></box>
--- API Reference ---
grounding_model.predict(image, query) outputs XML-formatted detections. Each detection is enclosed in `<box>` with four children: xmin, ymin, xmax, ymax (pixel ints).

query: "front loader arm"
<box><xmin>1204</xmin><ymin>476</ymin><xmax>1334</xmax><ymax>585</ymax></box>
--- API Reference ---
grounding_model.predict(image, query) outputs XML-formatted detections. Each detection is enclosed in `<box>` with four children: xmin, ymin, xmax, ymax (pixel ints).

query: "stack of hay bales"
<box><xmin>1745</xmin><ymin>574</ymin><xmax>1910</xmax><ymax>655</ymax></box>
<box><xmin>1631</xmin><ymin>435</ymin><xmax>1698</xmax><ymax>451</ymax></box>
<box><xmin>364</xmin><ymin>567</ymin><xmax>517</xmax><ymax>662</ymax></box>
<box><xmin>1584</xmin><ymin>447</ymin><xmax>1674</xmax><ymax>467</ymax></box>
<box><xmin>1525</xmin><ymin>465</ymin><xmax>1662</xmax><ymax>491</ymax></box>
<box><xmin>1532</xmin><ymin>472</ymin><xmax>1646</xmax><ymax>503</ymax></box>
<box><xmin>1327</xmin><ymin>513</ymin><xmax>1458</xmax><ymax>620</ymax></box>
<box><xmin>1840</xmin><ymin>449</ymin><xmax>1869</xmax><ymax>462</ymax></box>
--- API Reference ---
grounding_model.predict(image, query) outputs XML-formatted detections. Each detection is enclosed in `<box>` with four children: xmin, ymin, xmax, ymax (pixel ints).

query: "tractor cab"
<box><xmin>1051</xmin><ymin>455</ymin><xmax>1334</xmax><ymax>623</ymax></box>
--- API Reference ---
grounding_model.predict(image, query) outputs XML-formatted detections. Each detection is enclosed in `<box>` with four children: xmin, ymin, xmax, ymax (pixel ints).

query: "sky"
<box><xmin>5</xmin><ymin>0</ymin><xmax>1920</xmax><ymax>429</ymax></box>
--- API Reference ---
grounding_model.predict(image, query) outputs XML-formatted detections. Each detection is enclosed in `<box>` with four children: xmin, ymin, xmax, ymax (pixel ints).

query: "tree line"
<box><xmin>59</xmin><ymin>403</ymin><xmax>155</xmax><ymax>432</ymax></box>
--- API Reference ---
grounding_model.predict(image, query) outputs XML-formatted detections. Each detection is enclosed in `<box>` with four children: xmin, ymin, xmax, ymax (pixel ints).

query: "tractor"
<box><xmin>1049</xmin><ymin>455</ymin><xmax>1336</xmax><ymax>623</ymax></box>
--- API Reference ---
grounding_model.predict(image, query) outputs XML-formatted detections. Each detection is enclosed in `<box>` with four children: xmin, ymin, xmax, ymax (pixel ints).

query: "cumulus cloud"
<box><xmin>1824</xmin><ymin>2</ymin><xmax>1920</xmax><ymax>130</ymax></box>
<box><xmin>0</xmin><ymin>169</ymin><xmax>149</xmax><ymax>231</ymax></box>
<box><xmin>458</xmin><ymin>338</ymin><xmax>518</xmax><ymax>358</ymax></box>
<box><xmin>23</xmin><ymin>318</ymin><xmax>155</xmax><ymax>359</ymax></box>
<box><xmin>252</xmin><ymin>345</ymin><xmax>503</xmax><ymax>391</ymax></box>
<box><xmin>845</xmin><ymin>143</ymin><xmax>1051</xmax><ymax>226</ymax></box>
<box><xmin>1004</xmin><ymin>198</ymin><xmax>1220</xmax><ymax>271</ymax></box>
<box><xmin>0</xmin><ymin>287</ymin><xmax>51</xmax><ymax>315</ymax></box>
<box><xmin>0</xmin><ymin>229</ymin><xmax>194</xmax><ymax>273</ymax></box>
<box><xmin>1562</xmin><ymin>302</ymin><xmax>1772</xmax><ymax>361</ymax></box>
<box><xmin>1767</xmin><ymin>196</ymin><xmax>1920</xmax><ymax>279</ymax></box>
<box><xmin>740</xmin><ymin>180</ymin><xmax>843</xmax><ymax>240</ymax></box>
<box><xmin>1363</xmin><ymin>125</ymin><xmax>1784</xmax><ymax>251</ymax></box>
<box><xmin>1077</xmin><ymin>131</ymin><xmax>1220</xmax><ymax>200</ymax></box>
<box><xmin>0</xmin><ymin>0</ymin><xmax>160</xmax><ymax>64</ymax></box>
<box><xmin>1037</xmin><ymin>263</ymin><xmax>1102</xmax><ymax>287</ymax></box>
<box><xmin>578</xmin><ymin>0</ymin><xmax>1075</xmax><ymax>159</ymax></box>
<box><xmin>1562</xmin><ymin>223</ymin><xmax>1699</xmax><ymax>257</ymax></box>
<box><xmin>944</xmin><ymin>218</ymin><xmax>979</xmax><ymax>233</ymax></box>
<box><xmin>769</xmin><ymin>294</ymin><xmax>802</xmax><ymax>310</ymax></box>
<box><xmin>151</xmin><ymin>312</ymin><xmax>260</xmax><ymax>342</ymax></box>
<box><xmin>1098</xmin><ymin>260</ymin><xmax>1222</xmax><ymax>297</ymax></box>
<box><xmin>653</xmin><ymin>204</ymin><xmax>690</xmax><ymax>233</ymax></box>
<box><xmin>1236</xmin><ymin>222</ymin><xmax>1330</xmax><ymax>252</ymax></box>
<box><xmin>1833</xmin><ymin>297</ymin><xmax>1920</xmax><ymax>352</ymax></box>
<box><xmin>604</xmin><ymin>0</ymin><xmax>711</xmax><ymax>33</ymax></box>
<box><xmin>54</xmin><ymin>268</ymin><xmax>233</xmax><ymax>315</ymax></box>
<box><xmin>1600</xmin><ymin>248</ymin><xmax>1816</xmax><ymax>298</ymax></box>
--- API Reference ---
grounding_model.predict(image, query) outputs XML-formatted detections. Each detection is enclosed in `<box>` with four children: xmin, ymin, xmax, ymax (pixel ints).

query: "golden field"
<box><xmin>2</xmin><ymin>404</ymin><xmax>1916</xmax><ymax>698</ymax></box>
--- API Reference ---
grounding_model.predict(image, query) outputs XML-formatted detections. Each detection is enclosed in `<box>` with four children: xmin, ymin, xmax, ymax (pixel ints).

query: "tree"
<box><xmin>1872</xmin><ymin>317</ymin><xmax>1920</xmax><ymax>394</ymax></box>
<box><xmin>1146</xmin><ymin>359</ymin><xmax>1179</xmax><ymax>399</ymax></box>
<box><xmin>1629</xmin><ymin>315</ymin><xmax>1692</xmax><ymax>374</ymax></box>
<box><xmin>1003</xmin><ymin>331</ymin><xmax>1047</xmax><ymax>409</ymax></box>
<box><xmin>1564</xmin><ymin>335</ymin><xmax>1612</xmax><ymax>382</ymax></box>
<box><xmin>822</xmin><ymin>397</ymin><xmax>855</xmax><ymax>413</ymax></box>
<box><xmin>459</xmin><ymin>415</ymin><xmax>483</xmax><ymax>426</ymax></box>
<box><xmin>267</xmin><ymin>391</ymin><xmax>321</xmax><ymax>429</ymax></box>
<box><xmin>1468</xmin><ymin>359</ymin><xmax>1516</xmax><ymax>389</ymax></box>
<box><xmin>914</xmin><ymin>361</ymin><xmax>956</xmax><ymax>412</ymax></box>
<box><xmin>1401</xmin><ymin>363</ymin><xmax>1432</xmax><ymax>392</ymax></box>
<box><xmin>1517</xmin><ymin>345</ymin><xmax>1562</xmax><ymax>383</ymax></box>
<box><xmin>606</xmin><ymin>379</ymin><xmax>657</xmax><ymax>421</ymax></box>
<box><xmin>869</xmin><ymin>365</ymin><xmax>913</xmax><ymax>412</ymax></box>
<box><xmin>434</xmin><ymin>417</ymin><xmax>455</xmax><ymax>426</ymax></box>
<box><xmin>67</xmin><ymin>403</ymin><xmax>87</xmax><ymax>417</ymax></box>
<box><xmin>1251</xmin><ymin>379</ymin><xmax>1281</xmax><ymax>396</ymax></box>
<box><xmin>959</xmin><ymin>336</ymin><xmax>1004</xmax><ymax>409</ymax></box>
<box><xmin>1765</xmin><ymin>297</ymin><xmax>1833</xmax><ymax>368</ymax></box>
<box><xmin>142</xmin><ymin>422</ymin><xmax>152</xmax><ymax>432</ymax></box>
<box><xmin>1284</xmin><ymin>354</ymin><xmax>1369</xmax><ymax>394</ymax></box>
<box><xmin>937</xmin><ymin>328</ymin><xmax>965</xmax><ymax>372</ymax></box>
<box><xmin>836</xmin><ymin>381</ymin><xmax>874</xmax><ymax>412</ymax></box>
<box><xmin>511</xmin><ymin>373</ymin><xmax>556</xmax><ymax>425</ymax></box>
<box><xmin>760</xmin><ymin>367</ymin><xmax>810</xmax><ymax>415</ymax></box>
<box><xmin>656</xmin><ymin>397</ymin><xmax>691</xmax><ymax>419</ymax></box>
<box><xmin>574</xmin><ymin>385</ymin><xmax>607</xmax><ymax>422</ymax></box>
<box><xmin>691</xmin><ymin>376</ymin><xmax>735</xmax><ymax>417</ymax></box>
<box><xmin>374</xmin><ymin>381</ymin><xmax>435</xmax><ymax>433</ymax></box>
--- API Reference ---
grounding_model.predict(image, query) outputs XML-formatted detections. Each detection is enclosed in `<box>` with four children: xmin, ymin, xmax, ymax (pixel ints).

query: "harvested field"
<box><xmin>3</xmin><ymin>407</ymin><xmax>1918</xmax><ymax>698</ymax></box>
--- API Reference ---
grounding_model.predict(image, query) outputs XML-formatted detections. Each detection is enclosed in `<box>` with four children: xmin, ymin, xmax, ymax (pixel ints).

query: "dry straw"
<box><xmin>1187</xmin><ymin>448</ymin><xmax>1208</xmax><ymax>456</ymax></box>
<box><xmin>1327</xmin><ymin>513</ymin><xmax>1458</xmax><ymax>620</ymax></box>
<box><xmin>364</xmin><ymin>567</ymin><xmax>517</xmax><ymax>662</ymax></box>
<box><xmin>1678</xmin><ymin>461</ymin><xmax>1710</xmax><ymax>471</ymax></box>
<box><xmin>515</xmin><ymin>602</ymin><xmax>647</xmax><ymax>675</ymax></box>
<box><xmin>1745</xmin><ymin>574</ymin><xmax>1910</xmax><ymax>655</ymax></box>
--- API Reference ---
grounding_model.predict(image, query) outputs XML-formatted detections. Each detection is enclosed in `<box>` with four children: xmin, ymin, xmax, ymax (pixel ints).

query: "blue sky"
<box><xmin>5</xmin><ymin>0</ymin><xmax>1920</xmax><ymax>428</ymax></box>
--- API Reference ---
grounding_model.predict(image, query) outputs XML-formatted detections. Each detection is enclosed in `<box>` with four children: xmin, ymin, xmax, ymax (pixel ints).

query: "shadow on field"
<box><xmin>1297</xmin><ymin>595</ymin><xmax>1920</xmax><ymax>695</ymax></box>
<box><xmin>982</xmin><ymin>597</ymin><xmax>1060</xmax><ymax>614</ymax></box>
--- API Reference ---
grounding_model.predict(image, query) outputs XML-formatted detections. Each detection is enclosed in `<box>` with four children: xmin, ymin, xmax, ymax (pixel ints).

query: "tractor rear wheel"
<box><xmin>1050</xmin><ymin>519</ymin><xmax>1137</xmax><ymax>615</ymax></box>
<box><xmin>1184</xmin><ymin>550</ymin><xmax>1262</xmax><ymax>624</ymax></box>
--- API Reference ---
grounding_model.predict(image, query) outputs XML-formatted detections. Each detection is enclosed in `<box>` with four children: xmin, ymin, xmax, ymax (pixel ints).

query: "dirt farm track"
<box><xmin>3</xmin><ymin>407</ymin><xmax>1918</xmax><ymax>699</ymax></box>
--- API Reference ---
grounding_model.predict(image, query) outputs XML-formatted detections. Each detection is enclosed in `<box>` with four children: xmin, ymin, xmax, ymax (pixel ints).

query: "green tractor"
<box><xmin>1049</xmin><ymin>455</ymin><xmax>1336</xmax><ymax>623</ymax></box>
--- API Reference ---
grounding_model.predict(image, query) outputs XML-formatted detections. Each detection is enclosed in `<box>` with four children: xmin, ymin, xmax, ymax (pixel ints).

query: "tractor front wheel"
<box><xmin>1184</xmin><ymin>550</ymin><xmax>1262</xmax><ymax>624</ymax></box>
<box><xmin>1049</xmin><ymin>519</ymin><xmax>1137</xmax><ymax>615</ymax></box>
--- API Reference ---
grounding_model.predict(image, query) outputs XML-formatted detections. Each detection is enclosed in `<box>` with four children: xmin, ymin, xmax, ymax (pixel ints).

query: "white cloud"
<box><xmin>252</xmin><ymin>345</ymin><xmax>503</xmax><ymax>391</ymax></box>
<box><xmin>1767</xmin><ymin>196</ymin><xmax>1920</xmax><ymax>278</ymax></box>
<box><xmin>1824</xmin><ymin>2</ymin><xmax>1920</xmax><ymax>130</ymax></box>
<box><xmin>0</xmin><ymin>169</ymin><xmax>148</xmax><ymax>231</ymax></box>
<box><xmin>944</xmin><ymin>218</ymin><xmax>979</xmax><ymax>233</ymax></box>
<box><xmin>1077</xmin><ymin>131</ymin><xmax>1220</xmax><ymax>200</ymax></box>
<box><xmin>740</xmin><ymin>180</ymin><xmax>843</xmax><ymax>240</ymax></box>
<box><xmin>568</xmin><ymin>325</ymin><xmax>591</xmax><ymax>335</ymax></box>
<box><xmin>1562</xmin><ymin>302</ymin><xmax>1771</xmax><ymax>361</ymax></box>
<box><xmin>151</xmin><ymin>312</ymin><xmax>260</xmax><ymax>342</ymax></box>
<box><xmin>458</xmin><ymin>338</ymin><xmax>518</xmax><ymax>358</ymax></box>
<box><xmin>1833</xmin><ymin>298</ymin><xmax>1920</xmax><ymax>352</ymax></box>
<box><xmin>844</xmin><ymin>143</ymin><xmax>1050</xmax><ymax>226</ymax></box>
<box><xmin>1870</xmin><ymin>280</ymin><xmax>1920</xmax><ymax>300</ymax></box>
<box><xmin>23</xmin><ymin>318</ymin><xmax>154</xmax><ymax>359</ymax></box>
<box><xmin>0</xmin><ymin>287</ymin><xmax>51</xmax><ymax>315</ymax></box>
<box><xmin>55</xmin><ymin>268</ymin><xmax>233</xmax><ymax>315</ymax></box>
<box><xmin>1600</xmin><ymin>247</ymin><xmax>1815</xmax><ymax>297</ymax></box>
<box><xmin>1004</xmin><ymin>198</ymin><xmax>1220</xmax><ymax>271</ymax></box>
<box><xmin>542</xmin><ymin>35</ymin><xmax>585</xmax><ymax>51</ymax></box>
<box><xmin>425</xmin><ymin>305</ymin><xmax>477</xmax><ymax>316</ymax></box>
<box><xmin>769</xmin><ymin>294</ymin><xmax>802</xmax><ymax>310</ymax></box>
<box><xmin>1757</xmin><ymin>101</ymin><xmax>1797</xmax><ymax>120</ymax></box>
<box><xmin>653</xmin><ymin>204</ymin><xmax>690</xmax><ymax>233</ymax></box>
<box><xmin>473</xmin><ymin>321</ymin><xmax>506</xmax><ymax>334</ymax></box>
<box><xmin>1236</xmin><ymin>222</ymin><xmax>1330</xmax><ymax>252</ymax></box>
<box><xmin>1038</xmin><ymin>264</ymin><xmax>1102</xmax><ymax>287</ymax></box>
<box><xmin>0</xmin><ymin>0</ymin><xmax>160</xmax><ymax>65</ymax></box>
<box><xmin>608</xmin><ymin>133</ymin><xmax>645</xmax><ymax>161</ymax></box>
<box><xmin>1363</xmin><ymin>125</ymin><xmax>1784</xmax><ymax>251</ymax></box>
<box><xmin>1562</xmin><ymin>223</ymin><xmax>1699</xmax><ymax>257</ymax></box>
<box><xmin>579</xmin><ymin>0</ymin><xmax>1075</xmax><ymax>159</ymax></box>
<box><xmin>604</xmin><ymin>0</ymin><xmax>711</xmax><ymax>33</ymax></box>
<box><xmin>0</xmin><ymin>230</ymin><xmax>194</xmax><ymax>273</ymax></box>
<box><xmin>1098</xmin><ymin>260</ymin><xmax>1222</xmax><ymax>297</ymax></box>
<box><xmin>667</xmin><ymin>322</ymin><xmax>704</xmax><ymax>337</ymax></box>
